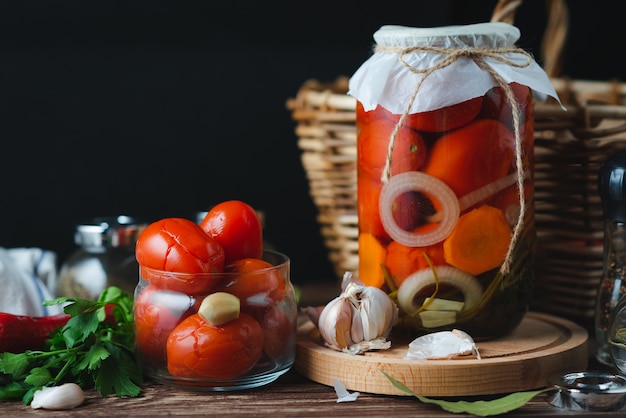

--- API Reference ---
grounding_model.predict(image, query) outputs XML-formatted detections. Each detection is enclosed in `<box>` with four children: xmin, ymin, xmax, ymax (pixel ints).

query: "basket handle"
<box><xmin>491</xmin><ymin>0</ymin><xmax>569</xmax><ymax>78</ymax></box>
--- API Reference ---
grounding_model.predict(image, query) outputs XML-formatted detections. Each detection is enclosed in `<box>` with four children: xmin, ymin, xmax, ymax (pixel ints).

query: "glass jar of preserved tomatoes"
<box><xmin>348</xmin><ymin>23</ymin><xmax>560</xmax><ymax>339</ymax></box>
<box><xmin>134</xmin><ymin>250</ymin><xmax>297</xmax><ymax>390</ymax></box>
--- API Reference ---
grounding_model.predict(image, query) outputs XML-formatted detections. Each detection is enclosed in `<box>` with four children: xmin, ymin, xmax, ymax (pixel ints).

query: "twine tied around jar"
<box><xmin>374</xmin><ymin>43</ymin><xmax>533</xmax><ymax>274</ymax></box>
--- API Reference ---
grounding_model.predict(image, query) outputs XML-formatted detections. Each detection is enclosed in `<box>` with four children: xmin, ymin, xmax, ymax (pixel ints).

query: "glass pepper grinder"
<box><xmin>57</xmin><ymin>215</ymin><xmax>147</xmax><ymax>300</ymax></box>
<box><xmin>608</xmin><ymin>293</ymin><xmax>626</xmax><ymax>373</ymax></box>
<box><xmin>596</xmin><ymin>150</ymin><xmax>626</xmax><ymax>366</ymax></box>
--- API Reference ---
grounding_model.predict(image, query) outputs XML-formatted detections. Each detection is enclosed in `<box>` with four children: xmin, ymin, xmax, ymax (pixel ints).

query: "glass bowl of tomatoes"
<box><xmin>133</xmin><ymin>203</ymin><xmax>297</xmax><ymax>391</ymax></box>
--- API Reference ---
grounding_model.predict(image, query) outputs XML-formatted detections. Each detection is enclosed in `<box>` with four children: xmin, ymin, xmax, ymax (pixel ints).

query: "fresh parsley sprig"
<box><xmin>0</xmin><ymin>286</ymin><xmax>142</xmax><ymax>405</ymax></box>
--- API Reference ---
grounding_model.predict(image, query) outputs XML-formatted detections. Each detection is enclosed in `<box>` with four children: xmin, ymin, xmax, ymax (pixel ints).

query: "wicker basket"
<box><xmin>287</xmin><ymin>0</ymin><xmax>626</xmax><ymax>330</ymax></box>
<box><xmin>287</xmin><ymin>77</ymin><xmax>359</xmax><ymax>277</ymax></box>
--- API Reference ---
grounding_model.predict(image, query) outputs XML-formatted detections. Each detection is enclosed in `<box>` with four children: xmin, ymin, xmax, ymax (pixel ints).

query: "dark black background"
<box><xmin>0</xmin><ymin>1</ymin><xmax>620</xmax><ymax>287</ymax></box>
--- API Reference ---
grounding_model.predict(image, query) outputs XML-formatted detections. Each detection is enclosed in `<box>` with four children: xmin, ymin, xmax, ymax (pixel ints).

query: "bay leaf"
<box><xmin>381</xmin><ymin>370</ymin><xmax>551</xmax><ymax>416</ymax></box>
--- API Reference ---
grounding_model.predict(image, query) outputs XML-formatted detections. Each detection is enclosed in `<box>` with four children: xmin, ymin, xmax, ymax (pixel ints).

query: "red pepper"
<box><xmin>0</xmin><ymin>312</ymin><xmax>71</xmax><ymax>353</ymax></box>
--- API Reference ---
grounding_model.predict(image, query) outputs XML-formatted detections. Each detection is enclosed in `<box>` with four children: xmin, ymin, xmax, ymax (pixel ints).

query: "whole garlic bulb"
<box><xmin>318</xmin><ymin>276</ymin><xmax>398</xmax><ymax>355</ymax></box>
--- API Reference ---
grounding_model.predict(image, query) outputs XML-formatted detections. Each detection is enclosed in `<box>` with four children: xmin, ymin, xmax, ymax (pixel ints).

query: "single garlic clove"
<box><xmin>350</xmin><ymin>303</ymin><xmax>364</xmax><ymax>344</ymax></box>
<box><xmin>198</xmin><ymin>292</ymin><xmax>240</xmax><ymax>326</ymax></box>
<box><xmin>31</xmin><ymin>383</ymin><xmax>85</xmax><ymax>410</ymax></box>
<box><xmin>355</xmin><ymin>285</ymin><xmax>398</xmax><ymax>341</ymax></box>
<box><xmin>318</xmin><ymin>296</ymin><xmax>357</xmax><ymax>351</ymax></box>
<box><xmin>369</xmin><ymin>286</ymin><xmax>398</xmax><ymax>338</ymax></box>
<box><xmin>405</xmin><ymin>329</ymin><xmax>480</xmax><ymax>360</ymax></box>
<box><xmin>358</xmin><ymin>291</ymin><xmax>380</xmax><ymax>342</ymax></box>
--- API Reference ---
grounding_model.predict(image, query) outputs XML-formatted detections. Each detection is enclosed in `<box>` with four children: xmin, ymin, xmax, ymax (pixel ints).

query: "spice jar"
<box><xmin>348</xmin><ymin>23</ymin><xmax>560</xmax><ymax>339</ymax></box>
<box><xmin>57</xmin><ymin>216</ymin><xmax>146</xmax><ymax>299</ymax></box>
<box><xmin>596</xmin><ymin>151</ymin><xmax>626</xmax><ymax>365</ymax></box>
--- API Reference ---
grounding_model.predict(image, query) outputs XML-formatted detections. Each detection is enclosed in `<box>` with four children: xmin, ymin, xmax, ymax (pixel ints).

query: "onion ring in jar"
<box><xmin>379</xmin><ymin>172</ymin><xmax>460</xmax><ymax>247</ymax></box>
<box><xmin>396</xmin><ymin>265</ymin><xmax>483</xmax><ymax>315</ymax></box>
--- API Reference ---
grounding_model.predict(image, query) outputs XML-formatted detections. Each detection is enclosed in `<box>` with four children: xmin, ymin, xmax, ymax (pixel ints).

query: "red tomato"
<box><xmin>479</xmin><ymin>82</ymin><xmax>535</xmax><ymax>167</ymax></box>
<box><xmin>134</xmin><ymin>286</ymin><xmax>195</xmax><ymax>367</ymax></box>
<box><xmin>136</xmin><ymin>217</ymin><xmax>225</xmax><ymax>274</ymax></box>
<box><xmin>479</xmin><ymin>82</ymin><xmax>531</xmax><ymax>130</ymax></box>
<box><xmin>167</xmin><ymin>312</ymin><xmax>264</xmax><ymax>379</ymax></box>
<box><xmin>214</xmin><ymin>258</ymin><xmax>286</xmax><ymax>316</ymax></box>
<box><xmin>358</xmin><ymin>118</ymin><xmax>427</xmax><ymax>181</ymax></box>
<box><xmin>259</xmin><ymin>304</ymin><xmax>296</xmax><ymax>361</ymax></box>
<box><xmin>423</xmin><ymin>119</ymin><xmax>515</xmax><ymax>200</ymax></box>
<box><xmin>392</xmin><ymin>190</ymin><xmax>437</xmax><ymax>232</ymax></box>
<box><xmin>357</xmin><ymin>176</ymin><xmax>387</xmax><ymax>241</ymax></box>
<box><xmin>404</xmin><ymin>96</ymin><xmax>483</xmax><ymax>132</ymax></box>
<box><xmin>356</xmin><ymin>102</ymin><xmax>398</xmax><ymax>132</ymax></box>
<box><xmin>140</xmin><ymin>265</ymin><xmax>222</xmax><ymax>294</ymax></box>
<box><xmin>384</xmin><ymin>241</ymin><xmax>446</xmax><ymax>288</ymax></box>
<box><xmin>200</xmin><ymin>200</ymin><xmax>263</xmax><ymax>265</ymax></box>
<box><xmin>357</xmin><ymin>98</ymin><xmax>482</xmax><ymax>134</ymax></box>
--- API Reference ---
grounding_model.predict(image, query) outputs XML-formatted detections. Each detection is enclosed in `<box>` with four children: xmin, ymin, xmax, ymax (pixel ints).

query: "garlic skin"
<box><xmin>31</xmin><ymin>383</ymin><xmax>85</xmax><ymax>410</ymax></box>
<box><xmin>405</xmin><ymin>329</ymin><xmax>481</xmax><ymax>360</ymax></box>
<box><xmin>318</xmin><ymin>273</ymin><xmax>399</xmax><ymax>355</ymax></box>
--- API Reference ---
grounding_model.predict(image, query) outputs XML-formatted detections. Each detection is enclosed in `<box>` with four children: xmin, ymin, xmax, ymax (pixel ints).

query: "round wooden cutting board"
<box><xmin>294</xmin><ymin>312</ymin><xmax>588</xmax><ymax>397</ymax></box>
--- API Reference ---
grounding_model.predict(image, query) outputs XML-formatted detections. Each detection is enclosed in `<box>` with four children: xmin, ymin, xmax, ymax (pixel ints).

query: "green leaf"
<box><xmin>64</xmin><ymin>300</ymin><xmax>102</xmax><ymax>317</ymax></box>
<box><xmin>99</xmin><ymin>286</ymin><xmax>123</xmax><ymax>303</ymax></box>
<box><xmin>93</xmin><ymin>362</ymin><xmax>116</xmax><ymax>396</ymax></box>
<box><xmin>94</xmin><ymin>343</ymin><xmax>142</xmax><ymax>397</ymax></box>
<box><xmin>22</xmin><ymin>386</ymin><xmax>38</xmax><ymax>406</ymax></box>
<box><xmin>62</xmin><ymin>311</ymin><xmax>99</xmax><ymax>348</ymax></box>
<box><xmin>82</xmin><ymin>344</ymin><xmax>111</xmax><ymax>372</ymax></box>
<box><xmin>0</xmin><ymin>381</ymin><xmax>30</xmax><ymax>401</ymax></box>
<box><xmin>381</xmin><ymin>371</ymin><xmax>550</xmax><ymax>416</ymax></box>
<box><xmin>0</xmin><ymin>353</ymin><xmax>31</xmax><ymax>378</ymax></box>
<box><xmin>106</xmin><ymin>328</ymin><xmax>136</xmax><ymax>352</ymax></box>
<box><xmin>24</xmin><ymin>367</ymin><xmax>52</xmax><ymax>386</ymax></box>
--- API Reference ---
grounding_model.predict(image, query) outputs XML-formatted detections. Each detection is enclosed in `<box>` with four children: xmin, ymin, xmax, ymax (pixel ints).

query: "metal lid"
<box><xmin>549</xmin><ymin>371</ymin><xmax>626</xmax><ymax>412</ymax></box>
<box><xmin>599</xmin><ymin>150</ymin><xmax>626</xmax><ymax>222</ymax></box>
<box><xmin>74</xmin><ymin>215</ymin><xmax>147</xmax><ymax>249</ymax></box>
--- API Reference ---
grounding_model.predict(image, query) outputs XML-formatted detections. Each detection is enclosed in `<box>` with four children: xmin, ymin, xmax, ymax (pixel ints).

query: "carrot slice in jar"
<box><xmin>443</xmin><ymin>204</ymin><xmax>512</xmax><ymax>276</ymax></box>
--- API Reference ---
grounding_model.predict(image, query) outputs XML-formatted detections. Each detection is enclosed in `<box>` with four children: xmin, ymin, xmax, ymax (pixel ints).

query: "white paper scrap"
<box><xmin>333</xmin><ymin>378</ymin><xmax>360</xmax><ymax>403</ymax></box>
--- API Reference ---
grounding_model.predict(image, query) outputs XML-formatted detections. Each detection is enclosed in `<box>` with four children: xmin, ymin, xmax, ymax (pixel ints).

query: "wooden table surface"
<box><xmin>1</xmin><ymin>284</ymin><xmax>625</xmax><ymax>417</ymax></box>
<box><xmin>1</xmin><ymin>367</ymin><xmax>624</xmax><ymax>417</ymax></box>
